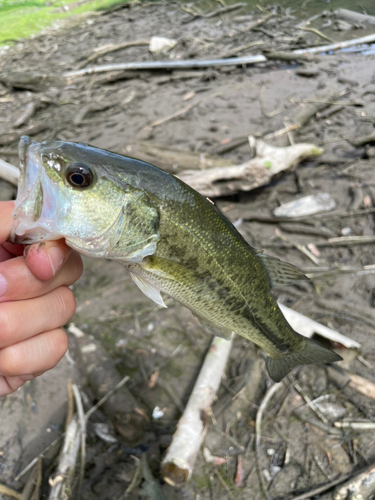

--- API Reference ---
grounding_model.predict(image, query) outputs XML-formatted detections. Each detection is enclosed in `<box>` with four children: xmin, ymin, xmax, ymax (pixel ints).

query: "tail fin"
<box><xmin>265</xmin><ymin>339</ymin><xmax>342</xmax><ymax>382</ymax></box>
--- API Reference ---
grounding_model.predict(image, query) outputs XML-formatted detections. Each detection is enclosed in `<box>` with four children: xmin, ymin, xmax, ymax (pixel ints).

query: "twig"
<box><xmin>259</xmin><ymin>84</ymin><xmax>282</xmax><ymax>118</ymax></box>
<box><xmin>78</xmin><ymin>39</ymin><xmax>150</xmax><ymax>69</ymax></box>
<box><xmin>84</xmin><ymin>374</ymin><xmax>130</xmax><ymax>421</ymax></box>
<box><xmin>301</xmin><ymin>27</ymin><xmax>334</xmax><ymax>43</ymax></box>
<box><xmin>293</xmin><ymin>33</ymin><xmax>375</xmax><ymax>54</ymax></box>
<box><xmin>0</xmin><ymin>158</ymin><xmax>19</xmax><ymax>185</ymax></box>
<box><xmin>204</xmin><ymin>2</ymin><xmax>246</xmax><ymax>19</ymax></box>
<box><xmin>293</xmin><ymin>381</ymin><xmax>330</xmax><ymax>425</ymax></box>
<box><xmin>0</xmin><ymin>483</ymin><xmax>21</xmax><ymax>499</ymax></box>
<box><xmin>279</xmin><ymin>472</ymin><xmax>354</xmax><ymax>500</ymax></box>
<box><xmin>141</xmin><ymin>91</ymin><xmax>221</xmax><ymax>132</ymax></box>
<box><xmin>72</xmin><ymin>384</ymin><xmax>86</xmax><ymax>496</ymax></box>
<box><xmin>334</xmin><ymin>422</ymin><xmax>375</xmax><ymax>430</ymax></box>
<box><xmin>161</xmin><ymin>335</ymin><xmax>233</xmax><ymax>487</ymax></box>
<box><xmin>118</xmin><ymin>456</ymin><xmax>141</xmax><ymax>499</ymax></box>
<box><xmin>255</xmin><ymin>383</ymin><xmax>284</xmax><ymax>500</ymax></box>
<box><xmin>328</xmin><ymin>235</ymin><xmax>375</xmax><ymax>246</ymax></box>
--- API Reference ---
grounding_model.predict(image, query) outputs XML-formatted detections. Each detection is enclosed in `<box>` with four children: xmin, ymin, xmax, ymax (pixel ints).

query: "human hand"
<box><xmin>0</xmin><ymin>201</ymin><xmax>83</xmax><ymax>396</ymax></box>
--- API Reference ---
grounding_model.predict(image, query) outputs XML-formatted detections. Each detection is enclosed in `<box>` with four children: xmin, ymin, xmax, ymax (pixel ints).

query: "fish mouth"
<box><xmin>10</xmin><ymin>136</ymin><xmax>70</xmax><ymax>244</ymax></box>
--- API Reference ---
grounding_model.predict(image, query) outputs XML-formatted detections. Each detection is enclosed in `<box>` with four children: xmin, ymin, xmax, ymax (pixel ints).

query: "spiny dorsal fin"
<box><xmin>264</xmin><ymin>338</ymin><xmax>342</xmax><ymax>382</ymax></box>
<box><xmin>258</xmin><ymin>254</ymin><xmax>308</xmax><ymax>288</ymax></box>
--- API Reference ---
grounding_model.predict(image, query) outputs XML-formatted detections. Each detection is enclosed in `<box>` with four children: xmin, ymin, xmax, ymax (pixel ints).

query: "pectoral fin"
<box><xmin>129</xmin><ymin>272</ymin><xmax>167</xmax><ymax>308</ymax></box>
<box><xmin>258</xmin><ymin>253</ymin><xmax>308</xmax><ymax>288</ymax></box>
<box><xmin>265</xmin><ymin>339</ymin><xmax>342</xmax><ymax>382</ymax></box>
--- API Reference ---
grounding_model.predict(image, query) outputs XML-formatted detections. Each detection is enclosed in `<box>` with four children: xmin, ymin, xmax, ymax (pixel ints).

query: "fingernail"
<box><xmin>0</xmin><ymin>274</ymin><xmax>8</xmax><ymax>297</ymax></box>
<box><xmin>47</xmin><ymin>247</ymin><xmax>63</xmax><ymax>276</ymax></box>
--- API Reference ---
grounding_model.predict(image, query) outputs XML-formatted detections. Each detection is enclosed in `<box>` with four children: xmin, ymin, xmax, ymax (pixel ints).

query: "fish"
<box><xmin>11</xmin><ymin>136</ymin><xmax>342</xmax><ymax>382</ymax></box>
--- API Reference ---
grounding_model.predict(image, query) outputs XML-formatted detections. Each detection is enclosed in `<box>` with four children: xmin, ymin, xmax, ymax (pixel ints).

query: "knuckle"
<box><xmin>0</xmin><ymin>306</ymin><xmax>13</xmax><ymax>343</ymax></box>
<box><xmin>52</xmin><ymin>287</ymin><xmax>77</xmax><ymax>323</ymax></box>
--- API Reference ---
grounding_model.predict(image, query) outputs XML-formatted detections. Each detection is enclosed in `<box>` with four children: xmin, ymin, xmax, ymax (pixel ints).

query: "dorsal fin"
<box><xmin>258</xmin><ymin>254</ymin><xmax>308</xmax><ymax>288</ymax></box>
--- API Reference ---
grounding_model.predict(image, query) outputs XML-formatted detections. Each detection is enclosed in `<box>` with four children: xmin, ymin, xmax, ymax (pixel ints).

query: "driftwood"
<box><xmin>178</xmin><ymin>137</ymin><xmax>322</xmax><ymax>197</ymax></box>
<box><xmin>331</xmin><ymin>8</ymin><xmax>375</xmax><ymax>25</ymax></box>
<box><xmin>161</xmin><ymin>335</ymin><xmax>233</xmax><ymax>487</ymax></box>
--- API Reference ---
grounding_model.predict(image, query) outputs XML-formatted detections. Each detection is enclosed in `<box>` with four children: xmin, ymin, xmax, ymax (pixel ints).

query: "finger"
<box><xmin>0</xmin><ymin>250</ymin><xmax>83</xmax><ymax>303</ymax></box>
<box><xmin>0</xmin><ymin>375</ymin><xmax>25</xmax><ymax>396</ymax></box>
<box><xmin>24</xmin><ymin>239</ymin><xmax>72</xmax><ymax>281</ymax></box>
<box><xmin>0</xmin><ymin>287</ymin><xmax>76</xmax><ymax>348</ymax></box>
<box><xmin>0</xmin><ymin>245</ymin><xmax>14</xmax><ymax>262</ymax></box>
<box><xmin>0</xmin><ymin>201</ymin><xmax>15</xmax><ymax>243</ymax></box>
<box><xmin>0</xmin><ymin>328</ymin><xmax>68</xmax><ymax>377</ymax></box>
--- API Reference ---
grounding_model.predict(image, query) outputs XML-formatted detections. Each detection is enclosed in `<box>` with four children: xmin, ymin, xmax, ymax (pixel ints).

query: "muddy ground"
<box><xmin>1</xmin><ymin>2</ymin><xmax>375</xmax><ymax>499</ymax></box>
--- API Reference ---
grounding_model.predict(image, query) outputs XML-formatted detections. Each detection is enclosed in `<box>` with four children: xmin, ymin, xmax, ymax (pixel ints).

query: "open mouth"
<box><xmin>10</xmin><ymin>136</ymin><xmax>66</xmax><ymax>244</ymax></box>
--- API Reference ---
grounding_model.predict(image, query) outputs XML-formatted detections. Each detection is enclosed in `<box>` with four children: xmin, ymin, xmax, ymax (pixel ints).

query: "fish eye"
<box><xmin>66</xmin><ymin>163</ymin><xmax>94</xmax><ymax>188</ymax></box>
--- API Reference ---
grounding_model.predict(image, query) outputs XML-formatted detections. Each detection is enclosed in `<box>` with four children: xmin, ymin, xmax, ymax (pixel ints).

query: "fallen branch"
<box><xmin>160</xmin><ymin>335</ymin><xmax>233</xmax><ymax>487</ymax></box>
<box><xmin>48</xmin><ymin>416</ymin><xmax>81</xmax><ymax>500</ymax></box>
<box><xmin>178</xmin><ymin>137</ymin><xmax>322</xmax><ymax>197</ymax></box>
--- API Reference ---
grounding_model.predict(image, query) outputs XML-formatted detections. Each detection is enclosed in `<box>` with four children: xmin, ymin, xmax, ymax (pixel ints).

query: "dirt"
<box><xmin>1</xmin><ymin>2</ymin><xmax>375</xmax><ymax>500</ymax></box>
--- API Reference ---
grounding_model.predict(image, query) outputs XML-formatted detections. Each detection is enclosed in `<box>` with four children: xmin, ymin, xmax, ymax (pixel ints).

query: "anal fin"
<box><xmin>198</xmin><ymin>318</ymin><xmax>233</xmax><ymax>340</ymax></box>
<box><xmin>258</xmin><ymin>254</ymin><xmax>308</xmax><ymax>287</ymax></box>
<box><xmin>129</xmin><ymin>272</ymin><xmax>167</xmax><ymax>308</ymax></box>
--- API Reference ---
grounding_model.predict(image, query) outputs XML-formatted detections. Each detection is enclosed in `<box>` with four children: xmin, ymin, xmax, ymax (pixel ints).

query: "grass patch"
<box><xmin>0</xmin><ymin>0</ymin><xmax>130</xmax><ymax>46</ymax></box>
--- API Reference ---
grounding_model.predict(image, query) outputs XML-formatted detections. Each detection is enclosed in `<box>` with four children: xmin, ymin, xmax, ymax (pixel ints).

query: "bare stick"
<box><xmin>72</xmin><ymin>384</ymin><xmax>86</xmax><ymax>496</ymax></box>
<box><xmin>0</xmin><ymin>158</ymin><xmax>19</xmax><ymax>185</ymax></box>
<box><xmin>161</xmin><ymin>335</ymin><xmax>233</xmax><ymax>487</ymax></box>
<box><xmin>278</xmin><ymin>303</ymin><xmax>361</xmax><ymax>349</ymax></box>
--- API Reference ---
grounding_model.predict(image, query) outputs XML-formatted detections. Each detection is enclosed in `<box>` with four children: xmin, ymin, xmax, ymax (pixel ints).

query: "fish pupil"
<box><xmin>67</xmin><ymin>163</ymin><xmax>93</xmax><ymax>188</ymax></box>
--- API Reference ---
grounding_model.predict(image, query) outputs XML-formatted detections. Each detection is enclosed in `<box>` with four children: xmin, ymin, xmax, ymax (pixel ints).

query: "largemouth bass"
<box><xmin>11</xmin><ymin>136</ymin><xmax>341</xmax><ymax>381</ymax></box>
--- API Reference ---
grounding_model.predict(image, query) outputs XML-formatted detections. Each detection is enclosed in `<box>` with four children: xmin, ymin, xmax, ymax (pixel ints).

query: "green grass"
<box><xmin>0</xmin><ymin>0</ymin><xmax>130</xmax><ymax>46</ymax></box>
